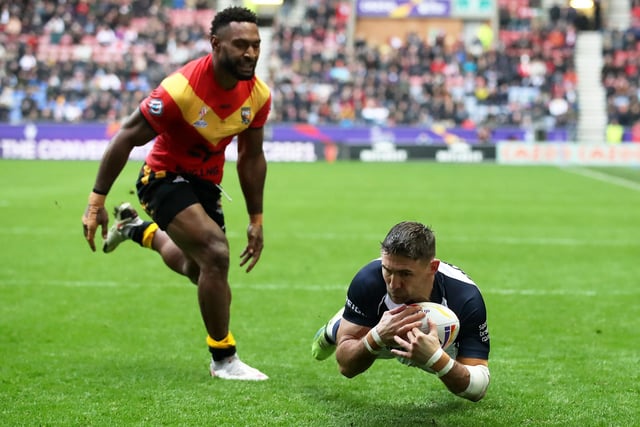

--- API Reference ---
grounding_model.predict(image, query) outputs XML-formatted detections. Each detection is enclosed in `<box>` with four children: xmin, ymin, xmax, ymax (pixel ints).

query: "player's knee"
<box><xmin>181</xmin><ymin>229</ymin><xmax>229</xmax><ymax>274</ymax></box>
<box><xmin>184</xmin><ymin>260</ymin><xmax>199</xmax><ymax>284</ymax></box>
<box><xmin>201</xmin><ymin>239</ymin><xmax>230</xmax><ymax>271</ymax></box>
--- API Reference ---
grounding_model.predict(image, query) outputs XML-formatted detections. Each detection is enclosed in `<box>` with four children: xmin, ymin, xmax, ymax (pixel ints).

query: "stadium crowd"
<box><xmin>266</xmin><ymin>0</ymin><xmax>581</xmax><ymax>134</ymax></box>
<box><xmin>0</xmin><ymin>0</ymin><xmax>213</xmax><ymax>123</ymax></box>
<box><xmin>601</xmin><ymin>10</ymin><xmax>640</xmax><ymax>129</ymax></box>
<box><xmin>1</xmin><ymin>0</ymin><xmax>639</xmax><ymax>139</ymax></box>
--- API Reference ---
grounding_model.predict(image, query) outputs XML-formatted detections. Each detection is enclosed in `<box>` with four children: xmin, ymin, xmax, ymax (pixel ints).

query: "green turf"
<box><xmin>1</xmin><ymin>160</ymin><xmax>639</xmax><ymax>426</ymax></box>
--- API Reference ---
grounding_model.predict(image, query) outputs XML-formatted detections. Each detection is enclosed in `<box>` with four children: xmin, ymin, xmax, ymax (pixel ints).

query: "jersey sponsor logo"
<box><xmin>176</xmin><ymin>165</ymin><xmax>220</xmax><ymax>178</ymax></box>
<box><xmin>148</xmin><ymin>98</ymin><xmax>163</xmax><ymax>116</ymax></box>
<box><xmin>478</xmin><ymin>321</ymin><xmax>490</xmax><ymax>342</ymax></box>
<box><xmin>346</xmin><ymin>298</ymin><xmax>365</xmax><ymax>317</ymax></box>
<box><xmin>193</xmin><ymin>106</ymin><xmax>209</xmax><ymax>128</ymax></box>
<box><xmin>240</xmin><ymin>107</ymin><xmax>251</xmax><ymax>125</ymax></box>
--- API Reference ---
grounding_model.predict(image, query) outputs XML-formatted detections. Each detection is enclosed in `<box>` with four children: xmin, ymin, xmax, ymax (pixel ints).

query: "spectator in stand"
<box><xmin>601</xmin><ymin>24</ymin><xmax>640</xmax><ymax>135</ymax></box>
<box><xmin>631</xmin><ymin>120</ymin><xmax>640</xmax><ymax>142</ymax></box>
<box><xmin>606</xmin><ymin>118</ymin><xmax>624</xmax><ymax>143</ymax></box>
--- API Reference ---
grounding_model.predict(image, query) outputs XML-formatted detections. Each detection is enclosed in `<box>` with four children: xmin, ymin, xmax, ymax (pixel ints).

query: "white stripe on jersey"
<box><xmin>438</xmin><ymin>261</ymin><xmax>477</xmax><ymax>286</ymax></box>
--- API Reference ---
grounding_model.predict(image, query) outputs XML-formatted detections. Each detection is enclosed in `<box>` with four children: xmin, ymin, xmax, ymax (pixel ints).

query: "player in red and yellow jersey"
<box><xmin>140</xmin><ymin>45</ymin><xmax>270</xmax><ymax>185</ymax></box>
<box><xmin>82</xmin><ymin>7</ymin><xmax>270</xmax><ymax>381</ymax></box>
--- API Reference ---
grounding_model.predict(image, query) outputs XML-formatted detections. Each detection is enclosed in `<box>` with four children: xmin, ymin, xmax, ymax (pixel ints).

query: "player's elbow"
<box><xmin>455</xmin><ymin>364</ymin><xmax>490</xmax><ymax>402</ymax></box>
<box><xmin>335</xmin><ymin>346</ymin><xmax>372</xmax><ymax>378</ymax></box>
<box><xmin>338</xmin><ymin>365</ymin><xmax>360</xmax><ymax>379</ymax></box>
<box><xmin>340</xmin><ymin>370</ymin><xmax>358</xmax><ymax>379</ymax></box>
<box><xmin>337</xmin><ymin>359</ymin><xmax>367</xmax><ymax>378</ymax></box>
<box><xmin>458</xmin><ymin>388</ymin><xmax>487</xmax><ymax>402</ymax></box>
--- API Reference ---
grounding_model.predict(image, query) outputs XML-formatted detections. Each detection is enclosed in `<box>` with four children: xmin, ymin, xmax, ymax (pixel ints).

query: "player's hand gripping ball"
<box><xmin>413</xmin><ymin>302</ymin><xmax>460</xmax><ymax>350</ymax></box>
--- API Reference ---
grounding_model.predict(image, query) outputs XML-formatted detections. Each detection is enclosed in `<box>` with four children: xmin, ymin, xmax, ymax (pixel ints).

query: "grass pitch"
<box><xmin>1</xmin><ymin>159</ymin><xmax>639</xmax><ymax>426</ymax></box>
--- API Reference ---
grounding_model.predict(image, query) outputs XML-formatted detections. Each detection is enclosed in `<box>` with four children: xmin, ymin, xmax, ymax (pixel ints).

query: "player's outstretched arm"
<box><xmin>82</xmin><ymin>109</ymin><xmax>157</xmax><ymax>251</ymax></box>
<box><xmin>236</xmin><ymin>127</ymin><xmax>266</xmax><ymax>272</ymax></box>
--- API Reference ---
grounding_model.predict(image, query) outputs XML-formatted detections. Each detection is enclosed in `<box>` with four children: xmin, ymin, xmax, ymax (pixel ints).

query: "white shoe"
<box><xmin>103</xmin><ymin>202</ymin><xmax>143</xmax><ymax>253</ymax></box>
<box><xmin>210</xmin><ymin>355</ymin><xmax>268</xmax><ymax>381</ymax></box>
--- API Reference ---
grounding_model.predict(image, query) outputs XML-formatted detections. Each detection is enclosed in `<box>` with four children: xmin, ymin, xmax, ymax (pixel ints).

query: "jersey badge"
<box><xmin>193</xmin><ymin>106</ymin><xmax>209</xmax><ymax>128</ymax></box>
<box><xmin>240</xmin><ymin>107</ymin><xmax>251</xmax><ymax>125</ymax></box>
<box><xmin>148</xmin><ymin>98</ymin><xmax>163</xmax><ymax>116</ymax></box>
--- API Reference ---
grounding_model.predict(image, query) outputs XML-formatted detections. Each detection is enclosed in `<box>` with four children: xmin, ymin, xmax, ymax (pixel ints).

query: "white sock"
<box><xmin>325</xmin><ymin>307</ymin><xmax>344</xmax><ymax>343</ymax></box>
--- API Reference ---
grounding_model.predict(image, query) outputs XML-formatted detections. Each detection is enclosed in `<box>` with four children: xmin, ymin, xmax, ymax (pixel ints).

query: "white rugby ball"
<box><xmin>413</xmin><ymin>302</ymin><xmax>460</xmax><ymax>350</ymax></box>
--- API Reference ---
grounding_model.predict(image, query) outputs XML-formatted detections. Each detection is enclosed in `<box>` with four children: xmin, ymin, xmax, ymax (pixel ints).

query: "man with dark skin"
<box><xmin>82</xmin><ymin>7</ymin><xmax>270</xmax><ymax>380</ymax></box>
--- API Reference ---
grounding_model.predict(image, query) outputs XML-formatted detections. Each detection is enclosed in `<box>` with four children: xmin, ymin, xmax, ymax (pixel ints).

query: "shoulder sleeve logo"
<box><xmin>148</xmin><ymin>99</ymin><xmax>163</xmax><ymax>116</ymax></box>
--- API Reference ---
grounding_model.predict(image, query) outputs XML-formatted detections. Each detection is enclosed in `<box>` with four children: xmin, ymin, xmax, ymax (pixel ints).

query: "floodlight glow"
<box><xmin>569</xmin><ymin>0</ymin><xmax>594</xmax><ymax>9</ymax></box>
<box><xmin>252</xmin><ymin>0</ymin><xmax>283</xmax><ymax>5</ymax></box>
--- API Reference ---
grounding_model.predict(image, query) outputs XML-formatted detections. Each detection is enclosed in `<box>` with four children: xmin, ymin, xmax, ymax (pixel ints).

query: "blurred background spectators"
<box><xmin>0</xmin><ymin>0</ymin><xmax>212</xmax><ymax>124</ymax></box>
<box><xmin>1</xmin><ymin>0</ymin><xmax>638</xmax><ymax>142</ymax></box>
<box><xmin>266</xmin><ymin>0</ymin><xmax>579</xmax><ymax>137</ymax></box>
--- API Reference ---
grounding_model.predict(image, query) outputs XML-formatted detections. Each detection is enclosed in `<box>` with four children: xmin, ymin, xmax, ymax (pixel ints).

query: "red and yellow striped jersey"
<box><xmin>139</xmin><ymin>54</ymin><xmax>271</xmax><ymax>184</ymax></box>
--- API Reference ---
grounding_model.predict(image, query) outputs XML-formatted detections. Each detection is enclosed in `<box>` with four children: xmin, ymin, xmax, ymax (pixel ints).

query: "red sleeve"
<box><xmin>139</xmin><ymin>85</ymin><xmax>182</xmax><ymax>135</ymax></box>
<box><xmin>250</xmin><ymin>93</ymin><xmax>271</xmax><ymax>129</ymax></box>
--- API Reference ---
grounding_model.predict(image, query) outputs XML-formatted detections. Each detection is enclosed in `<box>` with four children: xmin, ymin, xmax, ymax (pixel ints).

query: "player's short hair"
<box><xmin>210</xmin><ymin>6</ymin><xmax>258</xmax><ymax>37</ymax></box>
<box><xmin>380</xmin><ymin>221</ymin><xmax>436</xmax><ymax>261</ymax></box>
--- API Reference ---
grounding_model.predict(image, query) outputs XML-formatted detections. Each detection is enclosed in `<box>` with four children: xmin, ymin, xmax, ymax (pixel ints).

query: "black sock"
<box><xmin>130</xmin><ymin>221</ymin><xmax>153</xmax><ymax>246</ymax></box>
<box><xmin>209</xmin><ymin>346</ymin><xmax>237</xmax><ymax>361</ymax></box>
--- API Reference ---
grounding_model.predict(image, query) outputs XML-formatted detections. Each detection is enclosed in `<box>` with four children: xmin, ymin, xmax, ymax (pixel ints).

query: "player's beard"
<box><xmin>219</xmin><ymin>51</ymin><xmax>256</xmax><ymax>81</ymax></box>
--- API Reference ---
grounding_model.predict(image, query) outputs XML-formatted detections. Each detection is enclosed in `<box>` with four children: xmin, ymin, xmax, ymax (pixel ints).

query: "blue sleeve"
<box><xmin>456</xmin><ymin>292</ymin><xmax>490</xmax><ymax>360</ymax></box>
<box><xmin>342</xmin><ymin>260</ymin><xmax>385</xmax><ymax>328</ymax></box>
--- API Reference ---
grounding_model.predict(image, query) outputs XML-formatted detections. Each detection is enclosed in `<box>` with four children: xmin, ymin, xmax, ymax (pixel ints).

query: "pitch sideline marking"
<box><xmin>2</xmin><ymin>279</ymin><xmax>639</xmax><ymax>296</ymax></box>
<box><xmin>1</xmin><ymin>228</ymin><xmax>637</xmax><ymax>248</ymax></box>
<box><xmin>561</xmin><ymin>167</ymin><xmax>640</xmax><ymax>192</ymax></box>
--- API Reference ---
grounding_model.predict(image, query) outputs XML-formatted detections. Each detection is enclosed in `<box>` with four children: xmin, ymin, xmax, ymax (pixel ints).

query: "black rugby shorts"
<box><xmin>135</xmin><ymin>164</ymin><xmax>224</xmax><ymax>231</ymax></box>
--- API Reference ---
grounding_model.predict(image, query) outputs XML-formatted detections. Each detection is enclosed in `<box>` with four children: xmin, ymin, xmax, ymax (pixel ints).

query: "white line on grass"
<box><xmin>0</xmin><ymin>279</ymin><xmax>121</xmax><ymax>287</ymax></box>
<box><xmin>231</xmin><ymin>284</ymin><xmax>639</xmax><ymax>296</ymax></box>
<box><xmin>0</xmin><ymin>227</ymin><xmax>65</xmax><ymax>235</ymax></box>
<box><xmin>561</xmin><ymin>167</ymin><xmax>640</xmax><ymax>192</ymax></box>
<box><xmin>1</xmin><ymin>229</ymin><xmax>636</xmax><ymax>248</ymax></box>
<box><xmin>260</xmin><ymin>233</ymin><xmax>636</xmax><ymax>247</ymax></box>
<box><xmin>486</xmin><ymin>288</ymin><xmax>603</xmax><ymax>296</ymax></box>
<box><xmin>3</xmin><ymin>279</ymin><xmax>639</xmax><ymax>296</ymax></box>
<box><xmin>448</xmin><ymin>235</ymin><xmax>637</xmax><ymax>246</ymax></box>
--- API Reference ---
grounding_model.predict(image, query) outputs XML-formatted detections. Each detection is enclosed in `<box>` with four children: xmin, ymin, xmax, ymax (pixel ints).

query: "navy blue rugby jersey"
<box><xmin>342</xmin><ymin>258</ymin><xmax>490</xmax><ymax>360</ymax></box>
